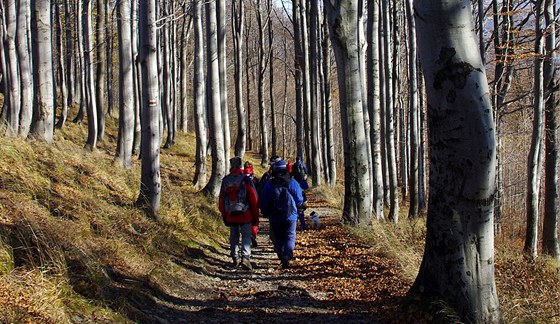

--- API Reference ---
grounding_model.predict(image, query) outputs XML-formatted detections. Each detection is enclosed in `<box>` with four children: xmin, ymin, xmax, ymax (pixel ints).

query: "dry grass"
<box><xmin>0</xmin><ymin>115</ymin><xmax>227</xmax><ymax>322</ymax></box>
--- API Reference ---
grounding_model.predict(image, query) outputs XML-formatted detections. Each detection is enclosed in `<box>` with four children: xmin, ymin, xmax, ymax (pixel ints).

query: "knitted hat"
<box><xmin>229</xmin><ymin>156</ymin><xmax>243</xmax><ymax>169</ymax></box>
<box><xmin>272</xmin><ymin>159</ymin><xmax>287</xmax><ymax>171</ymax></box>
<box><xmin>269</xmin><ymin>155</ymin><xmax>281</xmax><ymax>165</ymax></box>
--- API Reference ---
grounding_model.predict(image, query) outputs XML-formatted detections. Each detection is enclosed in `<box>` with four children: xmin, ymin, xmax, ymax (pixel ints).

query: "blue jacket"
<box><xmin>259</xmin><ymin>177</ymin><xmax>304</xmax><ymax>222</ymax></box>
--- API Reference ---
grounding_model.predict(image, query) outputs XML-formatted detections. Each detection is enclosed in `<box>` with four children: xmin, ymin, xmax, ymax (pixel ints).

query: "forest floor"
<box><xmin>105</xmin><ymin>194</ymin><xmax>418</xmax><ymax>323</ymax></box>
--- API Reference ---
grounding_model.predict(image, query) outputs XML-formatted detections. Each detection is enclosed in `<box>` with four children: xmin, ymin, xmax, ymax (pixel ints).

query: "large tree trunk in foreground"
<box><xmin>408</xmin><ymin>0</ymin><xmax>502</xmax><ymax>322</ymax></box>
<box><xmin>17</xmin><ymin>0</ymin><xmax>33</xmax><ymax>137</ymax></box>
<box><xmin>137</xmin><ymin>0</ymin><xmax>161</xmax><ymax>218</ymax></box>
<box><xmin>325</xmin><ymin>0</ymin><xmax>372</xmax><ymax>226</ymax></box>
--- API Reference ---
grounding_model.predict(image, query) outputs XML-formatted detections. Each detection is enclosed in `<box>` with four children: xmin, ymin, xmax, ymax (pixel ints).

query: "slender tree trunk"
<box><xmin>524</xmin><ymin>0</ymin><xmax>545</xmax><ymax>259</ymax></box>
<box><xmin>309</xmin><ymin>0</ymin><xmax>322</xmax><ymax>186</ymax></box>
<box><xmin>217</xmin><ymin>0</ymin><xmax>230</xmax><ymax>161</ymax></box>
<box><xmin>268</xmin><ymin>0</ymin><xmax>277</xmax><ymax>158</ymax></box>
<box><xmin>179</xmin><ymin>12</ymin><xmax>191</xmax><ymax>133</ymax></box>
<box><xmin>137</xmin><ymin>0</ymin><xmax>161</xmax><ymax>218</ymax></box>
<box><xmin>245</xmin><ymin>16</ymin><xmax>253</xmax><ymax>152</ymax></box>
<box><xmin>73</xmin><ymin>0</ymin><xmax>86</xmax><ymax>124</ymax></box>
<box><xmin>293</xmin><ymin>0</ymin><xmax>305</xmax><ymax>160</ymax></box>
<box><xmin>84</xmin><ymin>0</ymin><xmax>98</xmax><ymax>151</ymax></box>
<box><xmin>256</xmin><ymin>0</ymin><xmax>269</xmax><ymax>167</ymax></box>
<box><xmin>131</xmin><ymin>0</ymin><xmax>141</xmax><ymax>155</ymax></box>
<box><xmin>55</xmin><ymin>1</ymin><xmax>68</xmax><ymax>130</ymax></box>
<box><xmin>325</xmin><ymin>0</ymin><xmax>372</xmax><ymax>226</ymax></box>
<box><xmin>64</xmin><ymin>0</ymin><xmax>74</xmax><ymax>106</ymax></box>
<box><xmin>322</xmin><ymin>18</ymin><xmax>336</xmax><ymax>187</ymax></box>
<box><xmin>408</xmin><ymin>0</ymin><xmax>502</xmax><ymax>321</ymax></box>
<box><xmin>3</xmin><ymin>0</ymin><xmax>21</xmax><ymax>137</ymax></box>
<box><xmin>202</xmin><ymin>0</ymin><xmax>226</xmax><ymax>197</ymax></box>
<box><xmin>233</xmin><ymin>0</ymin><xmax>246</xmax><ymax>158</ymax></box>
<box><xmin>96</xmin><ymin>0</ymin><xmax>106</xmax><ymax>142</ymax></box>
<box><xmin>30</xmin><ymin>0</ymin><xmax>54</xmax><ymax>142</ymax></box>
<box><xmin>300</xmin><ymin>1</ymin><xmax>311</xmax><ymax>168</ymax></box>
<box><xmin>367</xmin><ymin>0</ymin><xmax>384</xmax><ymax>219</ymax></box>
<box><xmin>406</xmin><ymin>0</ymin><xmax>420</xmax><ymax>219</ymax></box>
<box><xmin>542</xmin><ymin>0</ymin><xmax>559</xmax><ymax>259</ymax></box>
<box><xmin>106</xmin><ymin>0</ymin><xmax>114</xmax><ymax>117</ymax></box>
<box><xmin>116</xmin><ymin>0</ymin><xmax>134</xmax><ymax>169</ymax></box>
<box><xmin>17</xmin><ymin>0</ymin><xmax>33</xmax><ymax>137</ymax></box>
<box><xmin>192</xmin><ymin>0</ymin><xmax>207</xmax><ymax>190</ymax></box>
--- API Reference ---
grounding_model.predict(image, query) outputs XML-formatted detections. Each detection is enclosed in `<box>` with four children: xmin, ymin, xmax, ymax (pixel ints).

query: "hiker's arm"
<box><xmin>290</xmin><ymin>180</ymin><xmax>305</xmax><ymax>207</ymax></box>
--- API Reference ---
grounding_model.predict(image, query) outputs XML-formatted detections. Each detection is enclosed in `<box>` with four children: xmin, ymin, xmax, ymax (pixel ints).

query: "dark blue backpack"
<box><xmin>271</xmin><ymin>179</ymin><xmax>295</xmax><ymax>220</ymax></box>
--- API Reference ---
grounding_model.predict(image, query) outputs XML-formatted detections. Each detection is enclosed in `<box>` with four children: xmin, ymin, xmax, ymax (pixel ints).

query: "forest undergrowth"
<box><xmin>0</xmin><ymin>117</ymin><xmax>558</xmax><ymax>323</ymax></box>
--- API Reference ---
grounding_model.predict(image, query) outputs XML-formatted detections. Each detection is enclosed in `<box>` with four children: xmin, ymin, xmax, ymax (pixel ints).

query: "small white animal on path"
<box><xmin>310</xmin><ymin>211</ymin><xmax>321</xmax><ymax>229</ymax></box>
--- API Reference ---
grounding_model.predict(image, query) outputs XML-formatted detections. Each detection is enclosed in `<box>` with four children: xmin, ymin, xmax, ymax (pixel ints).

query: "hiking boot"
<box><xmin>241</xmin><ymin>258</ymin><xmax>252</xmax><ymax>271</ymax></box>
<box><xmin>251</xmin><ymin>237</ymin><xmax>258</xmax><ymax>248</ymax></box>
<box><xmin>231</xmin><ymin>258</ymin><xmax>240</xmax><ymax>268</ymax></box>
<box><xmin>281</xmin><ymin>258</ymin><xmax>290</xmax><ymax>269</ymax></box>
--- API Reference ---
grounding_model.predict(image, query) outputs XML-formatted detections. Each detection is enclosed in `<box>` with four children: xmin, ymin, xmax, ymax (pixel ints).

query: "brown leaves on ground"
<box><xmin>282</xmin><ymin>213</ymin><xmax>425</xmax><ymax>323</ymax></box>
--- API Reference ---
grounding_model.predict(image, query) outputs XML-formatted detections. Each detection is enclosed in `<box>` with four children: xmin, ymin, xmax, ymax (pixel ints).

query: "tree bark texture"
<box><xmin>192</xmin><ymin>0</ymin><xmax>207</xmax><ymax>190</ymax></box>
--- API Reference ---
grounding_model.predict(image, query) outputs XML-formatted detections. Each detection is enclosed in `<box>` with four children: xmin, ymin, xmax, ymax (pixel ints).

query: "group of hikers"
<box><xmin>218</xmin><ymin>155</ymin><xmax>309</xmax><ymax>271</ymax></box>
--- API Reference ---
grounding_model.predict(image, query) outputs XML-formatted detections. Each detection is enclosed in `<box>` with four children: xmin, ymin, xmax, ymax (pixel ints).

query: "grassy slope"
<box><xmin>0</xmin><ymin>116</ymin><xmax>558</xmax><ymax>323</ymax></box>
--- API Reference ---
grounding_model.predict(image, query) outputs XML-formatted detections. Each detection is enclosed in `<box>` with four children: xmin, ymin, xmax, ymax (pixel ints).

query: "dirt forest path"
<box><xmin>110</xmin><ymin>192</ymin><xmax>413</xmax><ymax>323</ymax></box>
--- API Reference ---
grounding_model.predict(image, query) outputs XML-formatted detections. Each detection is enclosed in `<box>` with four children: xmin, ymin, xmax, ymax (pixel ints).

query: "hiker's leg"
<box><xmin>240</xmin><ymin>223</ymin><xmax>252</xmax><ymax>259</ymax></box>
<box><xmin>229</xmin><ymin>225</ymin><xmax>241</xmax><ymax>259</ymax></box>
<box><xmin>284</xmin><ymin>220</ymin><xmax>297</xmax><ymax>261</ymax></box>
<box><xmin>298</xmin><ymin>209</ymin><xmax>306</xmax><ymax>231</ymax></box>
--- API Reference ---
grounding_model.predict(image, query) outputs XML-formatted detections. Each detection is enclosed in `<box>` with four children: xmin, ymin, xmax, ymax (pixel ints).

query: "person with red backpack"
<box><xmin>259</xmin><ymin>159</ymin><xmax>305</xmax><ymax>269</ymax></box>
<box><xmin>219</xmin><ymin>157</ymin><xmax>259</xmax><ymax>270</ymax></box>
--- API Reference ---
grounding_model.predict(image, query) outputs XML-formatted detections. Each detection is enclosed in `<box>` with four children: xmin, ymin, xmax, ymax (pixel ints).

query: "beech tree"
<box><xmin>3</xmin><ymin>0</ymin><xmax>20</xmax><ymax>137</ymax></box>
<box><xmin>408</xmin><ymin>0</ymin><xmax>502</xmax><ymax>321</ymax></box>
<box><xmin>233</xmin><ymin>0</ymin><xmax>246</xmax><ymax>158</ymax></box>
<box><xmin>83</xmin><ymin>0</ymin><xmax>98</xmax><ymax>151</ymax></box>
<box><xmin>30</xmin><ymin>0</ymin><xmax>55</xmax><ymax>143</ymax></box>
<box><xmin>325</xmin><ymin>0</ymin><xmax>372</xmax><ymax>226</ymax></box>
<box><xmin>137</xmin><ymin>0</ymin><xmax>161</xmax><ymax>217</ymax></box>
<box><xmin>192</xmin><ymin>0</ymin><xmax>207</xmax><ymax>190</ymax></box>
<box><xmin>17</xmin><ymin>0</ymin><xmax>32</xmax><ymax>137</ymax></box>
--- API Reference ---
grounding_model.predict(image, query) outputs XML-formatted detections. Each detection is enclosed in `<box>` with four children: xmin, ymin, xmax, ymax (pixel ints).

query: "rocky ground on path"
<box><xmin>105</xmin><ymin>195</ymin><xmax>415</xmax><ymax>323</ymax></box>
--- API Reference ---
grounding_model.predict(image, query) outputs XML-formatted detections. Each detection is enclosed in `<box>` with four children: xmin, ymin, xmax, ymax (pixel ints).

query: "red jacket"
<box><xmin>219</xmin><ymin>169</ymin><xmax>259</xmax><ymax>225</ymax></box>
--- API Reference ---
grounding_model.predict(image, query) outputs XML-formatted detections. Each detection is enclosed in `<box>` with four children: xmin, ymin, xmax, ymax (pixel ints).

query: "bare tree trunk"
<box><xmin>96</xmin><ymin>0</ymin><xmax>106</xmax><ymax>142</ymax></box>
<box><xmin>106</xmin><ymin>0</ymin><xmax>114</xmax><ymax>117</ymax></box>
<box><xmin>322</xmin><ymin>18</ymin><xmax>336</xmax><ymax>186</ymax></box>
<box><xmin>367</xmin><ymin>0</ymin><xmax>384</xmax><ymax>220</ymax></box>
<box><xmin>406</xmin><ymin>0</ymin><xmax>420</xmax><ymax>219</ymax></box>
<box><xmin>245</xmin><ymin>15</ymin><xmax>253</xmax><ymax>152</ymax></box>
<box><xmin>116</xmin><ymin>0</ymin><xmax>134</xmax><ymax>169</ymax></box>
<box><xmin>17</xmin><ymin>0</ymin><xmax>33</xmax><ymax>137</ymax></box>
<box><xmin>131</xmin><ymin>0</ymin><xmax>141</xmax><ymax>155</ymax></box>
<box><xmin>267</xmin><ymin>0</ymin><xmax>277</xmax><ymax>158</ymax></box>
<box><xmin>179</xmin><ymin>11</ymin><xmax>191</xmax><ymax>133</ymax></box>
<box><xmin>73</xmin><ymin>0</ymin><xmax>86</xmax><ymax>124</ymax></box>
<box><xmin>30</xmin><ymin>0</ymin><xmax>54</xmax><ymax>143</ymax></box>
<box><xmin>217</xmin><ymin>0</ymin><xmax>230</xmax><ymax>161</ymax></box>
<box><xmin>542</xmin><ymin>0</ymin><xmax>559</xmax><ymax>260</ymax></box>
<box><xmin>256</xmin><ymin>0</ymin><xmax>269</xmax><ymax>167</ymax></box>
<box><xmin>309</xmin><ymin>0</ymin><xmax>322</xmax><ymax>186</ymax></box>
<box><xmin>202</xmin><ymin>0</ymin><xmax>226</xmax><ymax>197</ymax></box>
<box><xmin>3</xmin><ymin>0</ymin><xmax>20</xmax><ymax>137</ymax></box>
<box><xmin>83</xmin><ymin>0</ymin><xmax>98</xmax><ymax>151</ymax></box>
<box><xmin>524</xmin><ymin>0</ymin><xmax>545</xmax><ymax>259</ymax></box>
<box><xmin>55</xmin><ymin>1</ymin><xmax>68</xmax><ymax>130</ymax></box>
<box><xmin>325</xmin><ymin>0</ymin><xmax>372</xmax><ymax>226</ymax></box>
<box><xmin>64</xmin><ymin>0</ymin><xmax>74</xmax><ymax>107</ymax></box>
<box><xmin>137</xmin><ymin>0</ymin><xmax>161</xmax><ymax>218</ymax></box>
<box><xmin>233</xmin><ymin>0</ymin><xmax>246</xmax><ymax>158</ymax></box>
<box><xmin>293</xmin><ymin>0</ymin><xmax>305</xmax><ymax>160</ymax></box>
<box><xmin>192</xmin><ymin>0</ymin><xmax>207</xmax><ymax>190</ymax></box>
<box><xmin>408</xmin><ymin>0</ymin><xmax>502</xmax><ymax>320</ymax></box>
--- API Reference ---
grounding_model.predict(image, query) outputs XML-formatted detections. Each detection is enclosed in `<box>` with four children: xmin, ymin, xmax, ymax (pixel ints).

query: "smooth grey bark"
<box><xmin>83</xmin><ymin>0</ymin><xmax>98</xmax><ymax>151</ymax></box>
<box><xmin>244</xmin><ymin>14</ymin><xmax>253</xmax><ymax>151</ymax></box>
<box><xmin>54</xmin><ymin>1</ymin><xmax>67</xmax><ymax>130</ymax></box>
<box><xmin>293</xmin><ymin>0</ymin><xmax>304</xmax><ymax>160</ymax></box>
<box><xmin>322</xmin><ymin>17</ymin><xmax>336</xmax><ymax>187</ymax></box>
<box><xmin>17</xmin><ymin>0</ymin><xmax>32</xmax><ymax>137</ymax></box>
<box><xmin>256</xmin><ymin>0</ymin><xmax>269</xmax><ymax>167</ymax></box>
<box><xmin>367</xmin><ymin>0</ymin><xmax>384</xmax><ymax>220</ymax></box>
<box><xmin>63</xmin><ymin>0</ymin><xmax>74</xmax><ymax>106</ymax></box>
<box><xmin>116</xmin><ymin>0</ymin><xmax>135</xmax><ymax>169</ymax></box>
<box><xmin>524</xmin><ymin>0</ymin><xmax>545</xmax><ymax>259</ymax></box>
<box><xmin>106</xmin><ymin>0</ymin><xmax>114</xmax><ymax>117</ymax></box>
<box><xmin>96</xmin><ymin>0</ymin><xmax>106</xmax><ymax>142</ymax></box>
<box><xmin>30</xmin><ymin>0</ymin><xmax>54</xmax><ymax>143</ymax></box>
<box><xmin>325</xmin><ymin>0</ymin><xmax>372</xmax><ymax>226</ymax></box>
<box><xmin>162</xmin><ymin>12</ymin><xmax>175</xmax><ymax>149</ymax></box>
<box><xmin>408</xmin><ymin>0</ymin><xmax>502</xmax><ymax>321</ymax></box>
<box><xmin>382</xmin><ymin>0</ymin><xmax>399</xmax><ymax>223</ymax></box>
<box><xmin>233</xmin><ymin>0</ymin><xmax>246</xmax><ymax>158</ymax></box>
<box><xmin>3</xmin><ymin>0</ymin><xmax>20</xmax><ymax>137</ymax></box>
<box><xmin>406</xmin><ymin>0</ymin><xmax>419</xmax><ymax>219</ymax></box>
<box><xmin>300</xmin><ymin>0</ymin><xmax>311</xmax><ymax>168</ymax></box>
<box><xmin>131</xmin><ymin>0</ymin><xmax>141</xmax><ymax>154</ymax></box>
<box><xmin>137</xmin><ymin>0</ymin><xmax>161</xmax><ymax>218</ymax></box>
<box><xmin>268</xmin><ymin>0</ymin><xmax>277</xmax><ymax>157</ymax></box>
<box><xmin>202</xmin><ymin>0</ymin><xmax>226</xmax><ymax>197</ymax></box>
<box><xmin>309</xmin><ymin>0</ymin><xmax>322</xmax><ymax>186</ymax></box>
<box><xmin>192</xmin><ymin>0</ymin><xmax>207</xmax><ymax>190</ymax></box>
<box><xmin>179</xmin><ymin>11</ymin><xmax>191</xmax><ymax>133</ymax></box>
<box><xmin>217</xmin><ymin>0</ymin><xmax>230</xmax><ymax>161</ymax></box>
<box><xmin>73</xmin><ymin>0</ymin><xmax>86</xmax><ymax>124</ymax></box>
<box><xmin>542</xmin><ymin>0</ymin><xmax>559</xmax><ymax>260</ymax></box>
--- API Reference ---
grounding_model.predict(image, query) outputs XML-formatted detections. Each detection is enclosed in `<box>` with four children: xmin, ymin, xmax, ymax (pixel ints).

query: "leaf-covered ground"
<box><xmin>100</xmin><ymin>194</ymin><xmax>426</xmax><ymax>323</ymax></box>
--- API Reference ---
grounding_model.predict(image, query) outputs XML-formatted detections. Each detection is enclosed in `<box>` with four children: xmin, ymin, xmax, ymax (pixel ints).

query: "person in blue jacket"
<box><xmin>259</xmin><ymin>159</ymin><xmax>305</xmax><ymax>269</ymax></box>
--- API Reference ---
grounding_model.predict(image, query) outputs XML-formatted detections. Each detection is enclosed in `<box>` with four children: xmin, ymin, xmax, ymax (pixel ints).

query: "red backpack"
<box><xmin>221</xmin><ymin>174</ymin><xmax>249</xmax><ymax>216</ymax></box>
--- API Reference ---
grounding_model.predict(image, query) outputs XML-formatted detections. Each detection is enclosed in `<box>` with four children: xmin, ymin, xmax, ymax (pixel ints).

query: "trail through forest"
<box><xmin>103</xmin><ymin>192</ymin><xmax>415</xmax><ymax>323</ymax></box>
